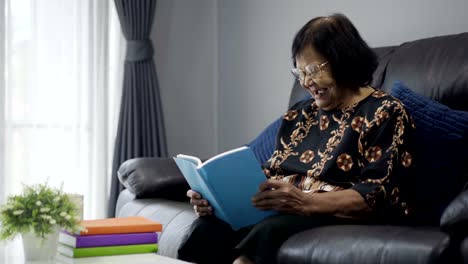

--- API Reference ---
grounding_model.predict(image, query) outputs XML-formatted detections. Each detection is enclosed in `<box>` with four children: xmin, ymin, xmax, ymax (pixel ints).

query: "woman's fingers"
<box><xmin>254</xmin><ymin>196</ymin><xmax>296</xmax><ymax>212</ymax></box>
<box><xmin>187</xmin><ymin>189</ymin><xmax>213</xmax><ymax>216</ymax></box>
<box><xmin>253</xmin><ymin>182</ymin><xmax>285</xmax><ymax>202</ymax></box>
<box><xmin>258</xmin><ymin>179</ymin><xmax>283</xmax><ymax>192</ymax></box>
<box><xmin>191</xmin><ymin>198</ymin><xmax>209</xmax><ymax>206</ymax></box>
<box><xmin>187</xmin><ymin>190</ymin><xmax>206</xmax><ymax>205</ymax></box>
<box><xmin>186</xmin><ymin>189</ymin><xmax>201</xmax><ymax>199</ymax></box>
<box><xmin>193</xmin><ymin>205</ymin><xmax>213</xmax><ymax>216</ymax></box>
<box><xmin>253</xmin><ymin>181</ymin><xmax>305</xmax><ymax>213</ymax></box>
<box><xmin>253</xmin><ymin>197</ymin><xmax>276</xmax><ymax>210</ymax></box>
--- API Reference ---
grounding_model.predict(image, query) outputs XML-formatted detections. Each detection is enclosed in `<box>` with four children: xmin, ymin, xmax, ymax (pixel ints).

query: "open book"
<box><xmin>173</xmin><ymin>146</ymin><xmax>276</xmax><ymax>230</ymax></box>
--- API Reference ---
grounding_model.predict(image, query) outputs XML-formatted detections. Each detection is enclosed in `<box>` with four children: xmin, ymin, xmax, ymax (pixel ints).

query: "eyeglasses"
<box><xmin>291</xmin><ymin>61</ymin><xmax>328</xmax><ymax>82</ymax></box>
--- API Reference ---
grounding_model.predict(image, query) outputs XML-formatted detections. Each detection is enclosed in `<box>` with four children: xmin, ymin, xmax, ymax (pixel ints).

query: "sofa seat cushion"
<box><xmin>278</xmin><ymin>225</ymin><xmax>448</xmax><ymax>264</ymax></box>
<box><xmin>116</xmin><ymin>189</ymin><xmax>197</xmax><ymax>258</ymax></box>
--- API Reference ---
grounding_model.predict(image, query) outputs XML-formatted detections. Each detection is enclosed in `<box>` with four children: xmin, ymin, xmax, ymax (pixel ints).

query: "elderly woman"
<box><xmin>179</xmin><ymin>13</ymin><xmax>416</xmax><ymax>264</ymax></box>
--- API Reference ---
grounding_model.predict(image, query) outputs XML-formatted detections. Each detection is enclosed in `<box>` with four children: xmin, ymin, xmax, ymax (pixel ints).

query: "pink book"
<box><xmin>59</xmin><ymin>231</ymin><xmax>158</xmax><ymax>248</ymax></box>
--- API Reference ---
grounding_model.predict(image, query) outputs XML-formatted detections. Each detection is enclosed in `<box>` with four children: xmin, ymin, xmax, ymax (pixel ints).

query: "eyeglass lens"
<box><xmin>292</xmin><ymin>64</ymin><xmax>321</xmax><ymax>81</ymax></box>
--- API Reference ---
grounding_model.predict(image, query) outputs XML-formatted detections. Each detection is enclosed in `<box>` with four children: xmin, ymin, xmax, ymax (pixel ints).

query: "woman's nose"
<box><xmin>302</xmin><ymin>76</ymin><xmax>314</xmax><ymax>89</ymax></box>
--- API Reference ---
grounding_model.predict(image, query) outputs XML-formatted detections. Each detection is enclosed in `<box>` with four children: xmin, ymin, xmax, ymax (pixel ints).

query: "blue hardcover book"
<box><xmin>173</xmin><ymin>146</ymin><xmax>276</xmax><ymax>230</ymax></box>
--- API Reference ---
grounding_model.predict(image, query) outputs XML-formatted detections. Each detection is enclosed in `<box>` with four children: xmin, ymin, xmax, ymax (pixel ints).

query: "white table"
<box><xmin>0</xmin><ymin>238</ymin><xmax>192</xmax><ymax>264</ymax></box>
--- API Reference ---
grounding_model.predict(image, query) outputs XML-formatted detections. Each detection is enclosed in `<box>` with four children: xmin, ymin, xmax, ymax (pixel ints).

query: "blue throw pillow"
<box><xmin>391</xmin><ymin>81</ymin><xmax>468</xmax><ymax>225</ymax></box>
<box><xmin>246</xmin><ymin>117</ymin><xmax>282</xmax><ymax>165</ymax></box>
<box><xmin>246</xmin><ymin>95</ymin><xmax>312</xmax><ymax>165</ymax></box>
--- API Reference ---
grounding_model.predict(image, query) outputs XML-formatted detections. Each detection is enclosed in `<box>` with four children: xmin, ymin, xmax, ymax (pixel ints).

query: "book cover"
<box><xmin>173</xmin><ymin>146</ymin><xmax>276</xmax><ymax>230</ymax></box>
<box><xmin>56</xmin><ymin>243</ymin><xmax>158</xmax><ymax>258</ymax></box>
<box><xmin>59</xmin><ymin>231</ymin><xmax>158</xmax><ymax>248</ymax></box>
<box><xmin>79</xmin><ymin>216</ymin><xmax>162</xmax><ymax>235</ymax></box>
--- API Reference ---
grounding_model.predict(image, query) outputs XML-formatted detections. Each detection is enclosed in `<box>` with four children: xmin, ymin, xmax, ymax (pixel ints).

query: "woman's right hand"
<box><xmin>187</xmin><ymin>189</ymin><xmax>213</xmax><ymax>217</ymax></box>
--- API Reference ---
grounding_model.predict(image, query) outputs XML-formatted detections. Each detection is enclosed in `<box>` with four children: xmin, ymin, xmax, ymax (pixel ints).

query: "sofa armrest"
<box><xmin>118</xmin><ymin>157</ymin><xmax>190</xmax><ymax>201</ymax></box>
<box><xmin>462</xmin><ymin>237</ymin><xmax>468</xmax><ymax>263</ymax></box>
<box><xmin>440</xmin><ymin>189</ymin><xmax>468</xmax><ymax>237</ymax></box>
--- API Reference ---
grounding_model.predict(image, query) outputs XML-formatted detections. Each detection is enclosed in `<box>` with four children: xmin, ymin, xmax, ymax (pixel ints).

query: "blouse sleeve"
<box><xmin>350</xmin><ymin>99</ymin><xmax>416</xmax><ymax>220</ymax></box>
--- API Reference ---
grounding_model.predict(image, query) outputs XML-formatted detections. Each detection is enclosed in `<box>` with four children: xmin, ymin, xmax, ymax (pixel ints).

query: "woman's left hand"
<box><xmin>252</xmin><ymin>179</ymin><xmax>311</xmax><ymax>215</ymax></box>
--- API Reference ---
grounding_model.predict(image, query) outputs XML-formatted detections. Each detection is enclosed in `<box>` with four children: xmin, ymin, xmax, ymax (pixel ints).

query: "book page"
<box><xmin>201</xmin><ymin>146</ymin><xmax>248</xmax><ymax>168</ymax></box>
<box><xmin>176</xmin><ymin>154</ymin><xmax>202</xmax><ymax>167</ymax></box>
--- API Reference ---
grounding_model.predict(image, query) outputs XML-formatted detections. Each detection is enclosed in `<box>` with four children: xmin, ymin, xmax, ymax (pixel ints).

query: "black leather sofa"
<box><xmin>116</xmin><ymin>32</ymin><xmax>468</xmax><ymax>263</ymax></box>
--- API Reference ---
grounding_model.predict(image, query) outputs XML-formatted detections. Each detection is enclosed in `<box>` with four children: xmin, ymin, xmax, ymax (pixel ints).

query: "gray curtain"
<box><xmin>108</xmin><ymin>0</ymin><xmax>168</xmax><ymax>217</ymax></box>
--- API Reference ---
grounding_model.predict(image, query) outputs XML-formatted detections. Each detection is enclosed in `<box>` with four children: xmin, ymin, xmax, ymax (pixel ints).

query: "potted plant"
<box><xmin>0</xmin><ymin>183</ymin><xmax>83</xmax><ymax>260</ymax></box>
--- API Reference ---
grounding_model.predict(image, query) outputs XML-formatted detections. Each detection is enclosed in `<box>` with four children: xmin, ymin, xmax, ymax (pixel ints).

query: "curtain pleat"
<box><xmin>108</xmin><ymin>0</ymin><xmax>167</xmax><ymax>217</ymax></box>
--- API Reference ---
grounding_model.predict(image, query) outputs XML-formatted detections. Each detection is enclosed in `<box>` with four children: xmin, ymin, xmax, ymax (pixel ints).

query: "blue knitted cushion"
<box><xmin>246</xmin><ymin>117</ymin><xmax>282</xmax><ymax>165</ymax></box>
<box><xmin>391</xmin><ymin>81</ymin><xmax>468</xmax><ymax>225</ymax></box>
<box><xmin>247</xmin><ymin>95</ymin><xmax>312</xmax><ymax>165</ymax></box>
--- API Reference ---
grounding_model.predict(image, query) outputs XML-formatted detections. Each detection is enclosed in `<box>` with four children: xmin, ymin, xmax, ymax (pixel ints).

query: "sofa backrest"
<box><xmin>288</xmin><ymin>32</ymin><xmax>468</xmax><ymax>111</ymax></box>
<box><xmin>375</xmin><ymin>33</ymin><xmax>468</xmax><ymax>111</ymax></box>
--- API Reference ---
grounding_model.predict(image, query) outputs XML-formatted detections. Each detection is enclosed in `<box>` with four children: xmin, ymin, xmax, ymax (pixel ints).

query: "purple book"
<box><xmin>59</xmin><ymin>231</ymin><xmax>158</xmax><ymax>248</ymax></box>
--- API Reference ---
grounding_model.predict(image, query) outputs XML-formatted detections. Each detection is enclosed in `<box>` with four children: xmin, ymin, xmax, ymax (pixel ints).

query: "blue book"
<box><xmin>173</xmin><ymin>146</ymin><xmax>276</xmax><ymax>230</ymax></box>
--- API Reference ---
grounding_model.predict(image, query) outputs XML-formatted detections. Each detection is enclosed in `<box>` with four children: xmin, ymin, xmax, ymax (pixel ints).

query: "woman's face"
<box><xmin>295</xmin><ymin>46</ymin><xmax>346</xmax><ymax>111</ymax></box>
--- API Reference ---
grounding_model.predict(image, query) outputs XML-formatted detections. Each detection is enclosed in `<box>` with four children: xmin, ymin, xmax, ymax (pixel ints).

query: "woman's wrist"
<box><xmin>299</xmin><ymin>192</ymin><xmax>321</xmax><ymax>216</ymax></box>
<box><xmin>303</xmin><ymin>189</ymin><xmax>369</xmax><ymax>217</ymax></box>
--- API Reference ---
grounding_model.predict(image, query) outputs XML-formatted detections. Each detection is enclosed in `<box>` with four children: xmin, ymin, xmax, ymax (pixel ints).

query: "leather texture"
<box><xmin>462</xmin><ymin>238</ymin><xmax>468</xmax><ymax>264</ymax></box>
<box><xmin>441</xmin><ymin>190</ymin><xmax>468</xmax><ymax>235</ymax></box>
<box><xmin>116</xmin><ymin>189</ymin><xmax>197</xmax><ymax>258</ymax></box>
<box><xmin>378</xmin><ymin>33</ymin><xmax>468</xmax><ymax>111</ymax></box>
<box><xmin>277</xmin><ymin>225</ymin><xmax>449</xmax><ymax>264</ymax></box>
<box><xmin>118</xmin><ymin>157</ymin><xmax>190</xmax><ymax>201</ymax></box>
<box><xmin>116</xmin><ymin>32</ymin><xmax>468</xmax><ymax>263</ymax></box>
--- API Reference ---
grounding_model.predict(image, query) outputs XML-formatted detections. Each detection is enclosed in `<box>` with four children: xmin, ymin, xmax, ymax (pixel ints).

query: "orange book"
<box><xmin>79</xmin><ymin>216</ymin><xmax>162</xmax><ymax>236</ymax></box>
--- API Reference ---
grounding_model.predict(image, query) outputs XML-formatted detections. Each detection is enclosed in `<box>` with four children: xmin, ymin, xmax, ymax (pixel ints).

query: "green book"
<box><xmin>57</xmin><ymin>243</ymin><xmax>158</xmax><ymax>258</ymax></box>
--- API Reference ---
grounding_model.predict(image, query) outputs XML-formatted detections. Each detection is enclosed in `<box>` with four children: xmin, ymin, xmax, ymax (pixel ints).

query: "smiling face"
<box><xmin>295</xmin><ymin>46</ymin><xmax>350</xmax><ymax>111</ymax></box>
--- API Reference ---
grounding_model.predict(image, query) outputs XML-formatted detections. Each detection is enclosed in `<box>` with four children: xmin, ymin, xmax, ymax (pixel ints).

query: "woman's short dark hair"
<box><xmin>292</xmin><ymin>13</ymin><xmax>378</xmax><ymax>91</ymax></box>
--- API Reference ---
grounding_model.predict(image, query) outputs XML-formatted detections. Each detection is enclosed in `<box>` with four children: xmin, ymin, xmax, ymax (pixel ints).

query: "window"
<box><xmin>0</xmin><ymin>0</ymin><xmax>124</xmax><ymax>219</ymax></box>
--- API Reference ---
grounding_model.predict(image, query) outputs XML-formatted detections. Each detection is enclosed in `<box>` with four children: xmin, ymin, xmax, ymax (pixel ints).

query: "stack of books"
<box><xmin>57</xmin><ymin>216</ymin><xmax>162</xmax><ymax>258</ymax></box>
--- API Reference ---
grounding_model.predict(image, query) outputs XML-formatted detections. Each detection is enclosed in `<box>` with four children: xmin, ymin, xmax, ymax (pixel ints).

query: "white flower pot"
<box><xmin>21</xmin><ymin>227</ymin><xmax>59</xmax><ymax>261</ymax></box>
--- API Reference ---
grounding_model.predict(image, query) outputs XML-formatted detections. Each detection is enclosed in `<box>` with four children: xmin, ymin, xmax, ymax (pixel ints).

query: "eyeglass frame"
<box><xmin>291</xmin><ymin>61</ymin><xmax>329</xmax><ymax>82</ymax></box>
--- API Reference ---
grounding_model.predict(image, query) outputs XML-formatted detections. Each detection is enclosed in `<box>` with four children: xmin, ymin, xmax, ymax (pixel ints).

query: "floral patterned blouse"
<box><xmin>263</xmin><ymin>90</ymin><xmax>416</xmax><ymax>221</ymax></box>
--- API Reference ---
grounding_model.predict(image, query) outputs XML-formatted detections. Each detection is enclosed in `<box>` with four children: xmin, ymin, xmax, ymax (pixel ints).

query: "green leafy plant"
<box><xmin>0</xmin><ymin>183</ymin><xmax>83</xmax><ymax>241</ymax></box>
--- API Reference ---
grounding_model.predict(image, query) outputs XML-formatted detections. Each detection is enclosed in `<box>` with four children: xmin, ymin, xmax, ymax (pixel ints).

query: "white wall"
<box><xmin>152</xmin><ymin>0</ymin><xmax>218</xmax><ymax>158</ymax></box>
<box><xmin>152</xmin><ymin>0</ymin><xmax>468</xmax><ymax>156</ymax></box>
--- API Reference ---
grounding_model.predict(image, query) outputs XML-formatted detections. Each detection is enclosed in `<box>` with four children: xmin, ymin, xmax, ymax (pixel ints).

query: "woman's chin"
<box><xmin>315</xmin><ymin>100</ymin><xmax>333</xmax><ymax>110</ymax></box>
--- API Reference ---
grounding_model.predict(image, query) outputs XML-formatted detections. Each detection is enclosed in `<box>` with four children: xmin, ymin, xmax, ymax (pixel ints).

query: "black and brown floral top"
<box><xmin>263</xmin><ymin>90</ymin><xmax>416</xmax><ymax>221</ymax></box>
